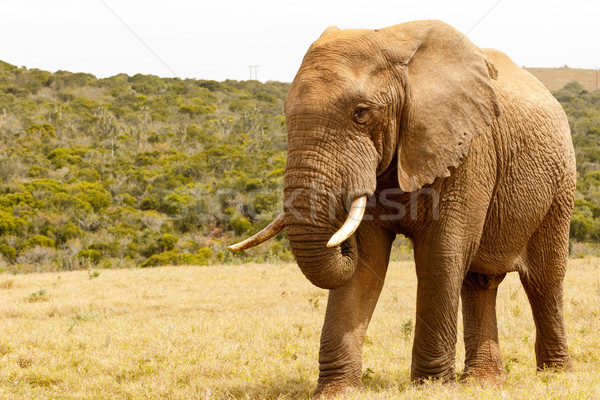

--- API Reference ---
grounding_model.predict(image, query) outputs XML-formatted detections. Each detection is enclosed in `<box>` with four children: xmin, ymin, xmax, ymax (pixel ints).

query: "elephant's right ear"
<box><xmin>384</xmin><ymin>20</ymin><xmax>501</xmax><ymax>192</ymax></box>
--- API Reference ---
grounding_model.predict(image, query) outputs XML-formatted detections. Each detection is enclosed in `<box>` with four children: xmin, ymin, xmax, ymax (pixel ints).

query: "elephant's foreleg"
<box><xmin>461</xmin><ymin>271</ymin><xmax>506</xmax><ymax>383</ymax></box>
<box><xmin>410</xmin><ymin>249</ymin><xmax>466</xmax><ymax>382</ymax></box>
<box><xmin>313</xmin><ymin>221</ymin><xmax>394</xmax><ymax>398</ymax></box>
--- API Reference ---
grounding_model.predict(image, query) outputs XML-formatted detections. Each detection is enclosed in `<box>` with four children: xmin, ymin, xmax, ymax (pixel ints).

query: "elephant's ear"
<box><xmin>386</xmin><ymin>20</ymin><xmax>501</xmax><ymax>192</ymax></box>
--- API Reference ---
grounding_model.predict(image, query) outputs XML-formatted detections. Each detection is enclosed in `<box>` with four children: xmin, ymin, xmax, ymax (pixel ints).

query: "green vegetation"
<box><xmin>554</xmin><ymin>82</ymin><xmax>600</xmax><ymax>254</ymax></box>
<box><xmin>0</xmin><ymin>60</ymin><xmax>290</xmax><ymax>271</ymax></box>
<box><xmin>0</xmin><ymin>59</ymin><xmax>598</xmax><ymax>272</ymax></box>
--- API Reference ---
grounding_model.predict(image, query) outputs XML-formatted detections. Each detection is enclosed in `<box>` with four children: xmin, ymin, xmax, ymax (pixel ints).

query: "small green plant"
<box><xmin>308</xmin><ymin>298</ymin><xmax>319</xmax><ymax>309</ymax></box>
<box><xmin>67</xmin><ymin>311</ymin><xmax>97</xmax><ymax>333</ymax></box>
<box><xmin>88</xmin><ymin>269</ymin><xmax>101</xmax><ymax>279</ymax></box>
<box><xmin>401</xmin><ymin>318</ymin><xmax>414</xmax><ymax>339</ymax></box>
<box><xmin>362</xmin><ymin>367</ymin><xmax>375</xmax><ymax>383</ymax></box>
<box><xmin>25</xmin><ymin>289</ymin><xmax>49</xmax><ymax>302</ymax></box>
<box><xmin>512</xmin><ymin>303</ymin><xmax>522</xmax><ymax>317</ymax></box>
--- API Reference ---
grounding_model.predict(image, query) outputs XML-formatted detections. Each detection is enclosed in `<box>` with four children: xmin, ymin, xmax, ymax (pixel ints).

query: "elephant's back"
<box><xmin>483</xmin><ymin>48</ymin><xmax>553</xmax><ymax>102</ymax></box>
<box><xmin>482</xmin><ymin>48</ymin><xmax>575</xmax><ymax>174</ymax></box>
<box><xmin>468</xmin><ymin>49</ymin><xmax>576</xmax><ymax>275</ymax></box>
<box><xmin>485</xmin><ymin>49</ymin><xmax>570</xmax><ymax>135</ymax></box>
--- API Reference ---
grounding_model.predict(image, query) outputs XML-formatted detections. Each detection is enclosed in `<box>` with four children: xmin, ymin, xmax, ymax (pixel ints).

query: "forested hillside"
<box><xmin>0</xmin><ymin>61</ymin><xmax>290</xmax><ymax>271</ymax></box>
<box><xmin>0</xmin><ymin>61</ymin><xmax>598</xmax><ymax>272</ymax></box>
<box><xmin>555</xmin><ymin>81</ymin><xmax>600</xmax><ymax>252</ymax></box>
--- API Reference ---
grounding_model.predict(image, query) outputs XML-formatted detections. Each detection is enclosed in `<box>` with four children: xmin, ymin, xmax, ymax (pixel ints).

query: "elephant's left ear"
<box><xmin>384</xmin><ymin>20</ymin><xmax>501</xmax><ymax>192</ymax></box>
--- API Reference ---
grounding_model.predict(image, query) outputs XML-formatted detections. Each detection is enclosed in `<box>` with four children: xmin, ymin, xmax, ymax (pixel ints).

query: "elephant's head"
<box><xmin>229</xmin><ymin>20</ymin><xmax>500</xmax><ymax>289</ymax></box>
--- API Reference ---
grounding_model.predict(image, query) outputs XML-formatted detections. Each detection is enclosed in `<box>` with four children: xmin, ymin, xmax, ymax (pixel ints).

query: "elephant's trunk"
<box><xmin>285</xmin><ymin>218</ymin><xmax>359</xmax><ymax>290</ymax></box>
<box><xmin>283</xmin><ymin>168</ymin><xmax>363</xmax><ymax>289</ymax></box>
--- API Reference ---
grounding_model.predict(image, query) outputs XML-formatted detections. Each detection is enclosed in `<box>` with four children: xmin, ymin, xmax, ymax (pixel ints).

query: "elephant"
<box><xmin>229</xmin><ymin>20</ymin><xmax>575</xmax><ymax>397</ymax></box>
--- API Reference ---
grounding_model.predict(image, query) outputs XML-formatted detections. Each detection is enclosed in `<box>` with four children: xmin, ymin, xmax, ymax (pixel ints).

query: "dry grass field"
<box><xmin>0</xmin><ymin>258</ymin><xmax>599</xmax><ymax>399</ymax></box>
<box><xmin>526</xmin><ymin>67</ymin><xmax>599</xmax><ymax>92</ymax></box>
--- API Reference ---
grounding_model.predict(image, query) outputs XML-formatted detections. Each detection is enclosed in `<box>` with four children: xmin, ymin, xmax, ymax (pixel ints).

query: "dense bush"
<box><xmin>554</xmin><ymin>82</ymin><xmax>600</xmax><ymax>245</ymax></box>
<box><xmin>0</xmin><ymin>61</ymin><xmax>290</xmax><ymax>271</ymax></box>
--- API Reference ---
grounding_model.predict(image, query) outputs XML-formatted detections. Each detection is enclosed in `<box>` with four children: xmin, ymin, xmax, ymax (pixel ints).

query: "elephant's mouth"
<box><xmin>227</xmin><ymin>195</ymin><xmax>367</xmax><ymax>252</ymax></box>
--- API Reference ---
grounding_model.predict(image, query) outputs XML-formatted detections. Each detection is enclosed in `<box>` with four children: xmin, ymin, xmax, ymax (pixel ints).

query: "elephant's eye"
<box><xmin>353</xmin><ymin>107</ymin><xmax>369</xmax><ymax>124</ymax></box>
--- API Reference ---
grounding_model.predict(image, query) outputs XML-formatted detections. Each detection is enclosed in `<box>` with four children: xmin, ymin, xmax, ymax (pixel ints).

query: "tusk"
<box><xmin>227</xmin><ymin>213</ymin><xmax>285</xmax><ymax>252</ymax></box>
<box><xmin>327</xmin><ymin>196</ymin><xmax>367</xmax><ymax>248</ymax></box>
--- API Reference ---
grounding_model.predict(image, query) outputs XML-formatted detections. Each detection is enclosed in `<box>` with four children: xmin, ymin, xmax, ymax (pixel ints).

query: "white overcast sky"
<box><xmin>2</xmin><ymin>0</ymin><xmax>598</xmax><ymax>82</ymax></box>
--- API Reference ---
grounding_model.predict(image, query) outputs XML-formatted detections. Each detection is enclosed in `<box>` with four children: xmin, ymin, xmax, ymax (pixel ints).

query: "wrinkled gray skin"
<box><xmin>279</xmin><ymin>20</ymin><xmax>575</xmax><ymax>397</ymax></box>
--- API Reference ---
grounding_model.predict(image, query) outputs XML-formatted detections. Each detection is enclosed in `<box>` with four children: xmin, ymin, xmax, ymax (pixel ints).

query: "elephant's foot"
<box><xmin>312</xmin><ymin>382</ymin><xmax>359</xmax><ymax>399</ymax></box>
<box><xmin>461</xmin><ymin>363</ymin><xmax>506</xmax><ymax>386</ymax></box>
<box><xmin>461</xmin><ymin>340</ymin><xmax>506</xmax><ymax>385</ymax></box>
<box><xmin>313</xmin><ymin>361</ymin><xmax>362</xmax><ymax>398</ymax></box>
<box><xmin>410</xmin><ymin>362</ymin><xmax>456</xmax><ymax>384</ymax></box>
<box><xmin>536</xmin><ymin>355</ymin><xmax>572</xmax><ymax>372</ymax></box>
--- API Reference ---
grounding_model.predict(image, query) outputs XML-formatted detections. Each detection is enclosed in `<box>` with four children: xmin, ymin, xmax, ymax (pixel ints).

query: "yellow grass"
<box><xmin>526</xmin><ymin>67</ymin><xmax>599</xmax><ymax>92</ymax></box>
<box><xmin>0</xmin><ymin>258</ymin><xmax>599</xmax><ymax>399</ymax></box>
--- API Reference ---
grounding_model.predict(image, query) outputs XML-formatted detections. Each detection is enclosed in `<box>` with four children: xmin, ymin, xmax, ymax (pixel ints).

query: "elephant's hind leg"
<box><xmin>460</xmin><ymin>271</ymin><xmax>506</xmax><ymax>383</ymax></box>
<box><xmin>520</xmin><ymin>195</ymin><xmax>572</xmax><ymax>371</ymax></box>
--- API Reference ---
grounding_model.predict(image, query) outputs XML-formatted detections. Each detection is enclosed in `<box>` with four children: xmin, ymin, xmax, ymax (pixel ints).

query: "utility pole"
<box><xmin>248</xmin><ymin>65</ymin><xmax>259</xmax><ymax>81</ymax></box>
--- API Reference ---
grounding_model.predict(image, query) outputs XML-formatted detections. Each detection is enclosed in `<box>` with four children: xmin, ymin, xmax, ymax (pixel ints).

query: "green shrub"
<box><xmin>0</xmin><ymin>191</ymin><xmax>36</xmax><ymax>208</ymax></box>
<box><xmin>139</xmin><ymin>249</ymin><xmax>211</xmax><ymax>268</ymax></box>
<box><xmin>183</xmin><ymin>240</ymin><xmax>200</xmax><ymax>253</ymax></box>
<box><xmin>88</xmin><ymin>242</ymin><xmax>121</xmax><ymax>258</ymax></box>
<box><xmin>72</xmin><ymin>182</ymin><xmax>112</xmax><ymax>211</ymax></box>
<box><xmin>57</xmin><ymin>221</ymin><xmax>84</xmax><ymax>242</ymax></box>
<box><xmin>196</xmin><ymin>246</ymin><xmax>213</xmax><ymax>265</ymax></box>
<box><xmin>570</xmin><ymin>206</ymin><xmax>595</xmax><ymax>242</ymax></box>
<box><xmin>24</xmin><ymin>235</ymin><xmax>55</xmax><ymax>249</ymax></box>
<box><xmin>140</xmin><ymin>196</ymin><xmax>160</xmax><ymax>211</ymax></box>
<box><xmin>27</xmin><ymin>165</ymin><xmax>49</xmax><ymax>178</ymax></box>
<box><xmin>46</xmin><ymin>147</ymin><xmax>85</xmax><ymax>167</ymax></box>
<box><xmin>118</xmin><ymin>194</ymin><xmax>136</xmax><ymax>207</ymax></box>
<box><xmin>139</xmin><ymin>251</ymin><xmax>178</xmax><ymax>268</ymax></box>
<box><xmin>25</xmin><ymin>179</ymin><xmax>66</xmax><ymax>197</ymax></box>
<box><xmin>74</xmin><ymin>168</ymin><xmax>101</xmax><ymax>182</ymax></box>
<box><xmin>0</xmin><ymin>209</ymin><xmax>27</xmax><ymax>235</ymax></box>
<box><xmin>245</xmin><ymin>178</ymin><xmax>263</xmax><ymax>191</ymax></box>
<box><xmin>251</xmin><ymin>193</ymin><xmax>278</xmax><ymax>214</ymax></box>
<box><xmin>142</xmin><ymin>233</ymin><xmax>178</xmax><ymax>257</ymax></box>
<box><xmin>158</xmin><ymin>233</ymin><xmax>178</xmax><ymax>252</ymax></box>
<box><xmin>162</xmin><ymin>193</ymin><xmax>191</xmax><ymax>217</ymax></box>
<box><xmin>109</xmin><ymin>223</ymin><xmax>136</xmax><ymax>237</ymax></box>
<box><xmin>77</xmin><ymin>249</ymin><xmax>103</xmax><ymax>264</ymax></box>
<box><xmin>0</xmin><ymin>243</ymin><xmax>16</xmax><ymax>261</ymax></box>
<box><xmin>178</xmin><ymin>253</ymin><xmax>206</xmax><ymax>266</ymax></box>
<box><xmin>44</xmin><ymin>193</ymin><xmax>93</xmax><ymax>214</ymax></box>
<box><xmin>230</xmin><ymin>214</ymin><xmax>251</xmax><ymax>235</ymax></box>
<box><xmin>25</xmin><ymin>123</ymin><xmax>55</xmax><ymax>137</ymax></box>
